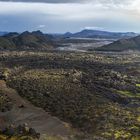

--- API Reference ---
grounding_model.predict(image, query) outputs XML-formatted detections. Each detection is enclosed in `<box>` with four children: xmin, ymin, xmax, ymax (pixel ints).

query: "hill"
<box><xmin>96</xmin><ymin>35</ymin><xmax>140</xmax><ymax>51</ymax></box>
<box><xmin>0</xmin><ymin>79</ymin><xmax>72</xmax><ymax>140</ymax></box>
<box><xmin>0</xmin><ymin>31</ymin><xmax>54</xmax><ymax>50</ymax></box>
<box><xmin>62</xmin><ymin>29</ymin><xmax>137</xmax><ymax>39</ymax></box>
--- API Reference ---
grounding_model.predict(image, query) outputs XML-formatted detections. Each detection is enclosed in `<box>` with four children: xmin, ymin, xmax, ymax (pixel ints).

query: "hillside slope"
<box><xmin>0</xmin><ymin>80</ymin><xmax>72</xmax><ymax>138</ymax></box>
<box><xmin>96</xmin><ymin>35</ymin><xmax>140</xmax><ymax>51</ymax></box>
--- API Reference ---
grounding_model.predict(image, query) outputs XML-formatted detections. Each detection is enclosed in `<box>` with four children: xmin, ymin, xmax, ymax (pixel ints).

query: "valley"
<box><xmin>0</xmin><ymin>30</ymin><xmax>140</xmax><ymax>140</ymax></box>
<box><xmin>56</xmin><ymin>38</ymin><xmax>114</xmax><ymax>52</ymax></box>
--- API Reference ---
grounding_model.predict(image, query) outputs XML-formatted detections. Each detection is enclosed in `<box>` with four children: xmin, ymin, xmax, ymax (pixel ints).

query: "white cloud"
<box><xmin>37</xmin><ymin>24</ymin><xmax>46</xmax><ymax>28</ymax></box>
<box><xmin>84</xmin><ymin>26</ymin><xmax>104</xmax><ymax>30</ymax></box>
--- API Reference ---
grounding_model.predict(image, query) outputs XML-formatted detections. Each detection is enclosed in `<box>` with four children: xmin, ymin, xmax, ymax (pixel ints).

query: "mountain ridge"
<box><xmin>95</xmin><ymin>35</ymin><xmax>140</xmax><ymax>51</ymax></box>
<box><xmin>62</xmin><ymin>29</ymin><xmax>138</xmax><ymax>39</ymax></box>
<box><xmin>0</xmin><ymin>32</ymin><xmax>8</xmax><ymax>36</ymax></box>
<box><xmin>0</xmin><ymin>30</ymin><xmax>54</xmax><ymax>50</ymax></box>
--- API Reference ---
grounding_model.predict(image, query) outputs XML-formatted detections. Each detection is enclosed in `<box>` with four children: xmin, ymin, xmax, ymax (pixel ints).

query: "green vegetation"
<box><xmin>136</xmin><ymin>84</ymin><xmax>140</xmax><ymax>87</ymax></box>
<box><xmin>117</xmin><ymin>90</ymin><xmax>140</xmax><ymax>98</ymax></box>
<box><xmin>0</xmin><ymin>135</ymin><xmax>35</xmax><ymax>140</ymax></box>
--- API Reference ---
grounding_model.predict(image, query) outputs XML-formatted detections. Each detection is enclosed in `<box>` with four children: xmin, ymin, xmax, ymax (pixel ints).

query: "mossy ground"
<box><xmin>117</xmin><ymin>90</ymin><xmax>140</xmax><ymax>98</ymax></box>
<box><xmin>0</xmin><ymin>135</ymin><xmax>36</xmax><ymax>140</ymax></box>
<box><xmin>0</xmin><ymin>51</ymin><xmax>140</xmax><ymax>140</ymax></box>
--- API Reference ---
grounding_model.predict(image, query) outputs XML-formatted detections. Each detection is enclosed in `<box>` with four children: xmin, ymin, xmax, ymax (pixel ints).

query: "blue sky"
<box><xmin>0</xmin><ymin>0</ymin><xmax>140</xmax><ymax>33</ymax></box>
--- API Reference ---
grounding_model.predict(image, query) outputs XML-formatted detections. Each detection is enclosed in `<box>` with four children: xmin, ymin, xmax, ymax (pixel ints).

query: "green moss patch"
<box><xmin>117</xmin><ymin>90</ymin><xmax>140</xmax><ymax>98</ymax></box>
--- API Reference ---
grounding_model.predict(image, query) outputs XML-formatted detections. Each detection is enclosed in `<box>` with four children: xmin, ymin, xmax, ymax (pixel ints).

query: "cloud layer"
<box><xmin>0</xmin><ymin>0</ymin><xmax>86</xmax><ymax>3</ymax></box>
<box><xmin>0</xmin><ymin>0</ymin><xmax>140</xmax><ymax>33</ymax></box>
<box><xmin>0</xmin><ymin>0</ymin><xmax>132</xmax><ymax>4</ymax></box>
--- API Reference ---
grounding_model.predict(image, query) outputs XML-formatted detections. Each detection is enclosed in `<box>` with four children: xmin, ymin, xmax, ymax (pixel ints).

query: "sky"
<box><xmin>0</xmin><ymin>0</ymin><xmax>140</xmax><ymax>33</ymax></box>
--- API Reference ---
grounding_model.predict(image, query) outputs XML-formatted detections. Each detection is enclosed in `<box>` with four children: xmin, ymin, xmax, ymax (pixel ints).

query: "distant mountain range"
<box><xmin>0</xmin><ymin>32</ymin><xmax>8</xmax><ymax>36</ymax></box>
<box><xmin>61</xmin><ymin>29</ymin><xmax>138</xmax><ymax>39</ymax></box>
<box><xmin>0</xmin><ymin>31</ymin><xmax>53</xmax><ymax>50</ymax></box>
<box><xmin>0</xmin><ymin>30</ymin><xmax>140</xmax><ymax>51</ymax></box>
<box><xmin>96</xmin><ymin>35</ymin><xmax>140</xmax><ymax>51</ymax></box>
